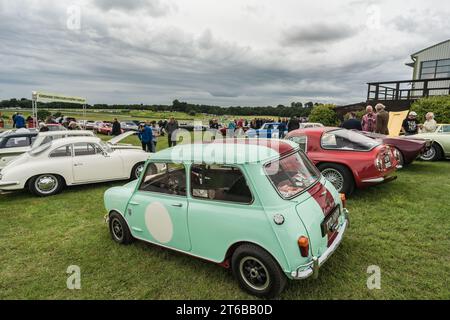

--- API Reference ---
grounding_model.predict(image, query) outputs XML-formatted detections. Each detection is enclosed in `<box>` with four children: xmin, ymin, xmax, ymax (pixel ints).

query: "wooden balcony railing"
<box><xmin>367</xmin><ymin>77</ymin><xmax>450</xmax><ymax>102</ymax></box>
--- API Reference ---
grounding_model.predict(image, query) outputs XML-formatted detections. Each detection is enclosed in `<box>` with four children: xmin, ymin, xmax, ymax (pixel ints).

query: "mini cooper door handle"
<box><xmin>74</xmin><ymin>163</ymin><xmax>83</xmax><ymax>167</ymax></box>
<box><xmin>171</xmin><ymin>203</ymin><xmax>183</xmax><ymax>208</ymax></box>
<box><xmin>128</xmin><ymin>202</ymin><xmax>139</xmax><ymax>206</ymax></box>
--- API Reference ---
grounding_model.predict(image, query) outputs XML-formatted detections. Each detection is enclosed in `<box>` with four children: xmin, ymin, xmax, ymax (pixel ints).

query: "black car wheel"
<box><xmin>109</xmin><ymin>212</ymin><xmax>134</xmax><ymax>245</ymax></box>
<box><xmin>420</xmin><ymin>143</ymin><xmax>442</xmax><ymax>161</ymax></box>
<box><xmin>232</xmin><ymin>244</ymin><xmax>287</xmax><ymax>298</ymax></box>
<box><xmin>28</xmin><ymin>174</ymin><xmax>64</xmax><ymax>197</ymax></box>
<box><xmin>131</xmin><ymin>162</ymin><xmax>145</xmax><ymax>180</ymax></box>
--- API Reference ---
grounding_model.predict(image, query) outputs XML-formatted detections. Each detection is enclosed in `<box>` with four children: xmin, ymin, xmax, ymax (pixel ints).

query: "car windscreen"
<box><xmin>321</xmin><ymin>129</ymin><xmax>380</xmax><ymax>151</ymax></box>
<box><xmin>265</xmin><ymin>151</ymin><xmax>320</xmax><ymax>199</ymax></box>
<box><xmin>29</xmin><ymin>142</ymin><xmax>52</xmax><ymax>156</ymax></box>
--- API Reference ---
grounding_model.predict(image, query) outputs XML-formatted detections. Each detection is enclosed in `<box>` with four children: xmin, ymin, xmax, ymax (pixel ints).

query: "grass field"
<box><xmin>0</xmin><ymin>129</ymin><xmax>449</xmax><ymax>299</ymax></box>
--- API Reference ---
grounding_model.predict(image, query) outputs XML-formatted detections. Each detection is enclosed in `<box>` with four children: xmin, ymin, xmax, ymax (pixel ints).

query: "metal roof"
<box><xmin>411</xmin><ymin>39</ymin><xmax>450</xmax><ymax>57</ymax></box>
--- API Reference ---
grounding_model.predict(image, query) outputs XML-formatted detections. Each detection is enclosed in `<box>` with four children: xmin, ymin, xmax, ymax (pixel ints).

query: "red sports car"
<box><xmin>286</xmin><ymin>127</ymin><xmax>399</xmax><ymax>195</ymax></box>
<box><xmin>359</xmin><ymin>131</ymin><xmax>431</xmax><ymax>166</ymax></box>
<box><xmin>96</xmin><ymin>122</ymin><xmax>124</xmax><ymax>135</ymax></box>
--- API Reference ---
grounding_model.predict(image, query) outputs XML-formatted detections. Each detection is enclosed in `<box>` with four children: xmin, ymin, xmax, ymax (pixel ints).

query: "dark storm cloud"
<box><xmin>1</xmin><ymin>0</ymin><xmax>446</xmax><ymax>106</ymax></box>
<box><xmin>280</xmin><ymin>23</ymin><xmax>358</xmax><ymax>46</ymax></box>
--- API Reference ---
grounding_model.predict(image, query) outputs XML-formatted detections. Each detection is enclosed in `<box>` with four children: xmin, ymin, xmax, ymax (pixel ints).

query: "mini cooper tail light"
<box><xmin>340</xmin><ymin>193</ymin><xmax>347</xmax><ymax>208</ymax></box>
<box><xmin>298</xmin><ymin>236</ymin><xmax>310</xmax><ymax>257</ymax></box>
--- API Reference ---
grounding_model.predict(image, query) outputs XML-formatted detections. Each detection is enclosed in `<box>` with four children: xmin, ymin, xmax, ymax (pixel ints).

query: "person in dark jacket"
<box><xmin>341</xmin><ymin>112</ymin><xmax>362</xmax><ymax>131</ymax></box>
<box><xmin>165</xmin><ymin>117</ymin><xmax>179</xmax><ymax>148</ymax></box>
<box><xmin>402</xmin><ymin>111</ymin><xmax>419</xmax><ymax>136</ymax></box>
<box><xmin>287</xmin><ymin>117</ymin><xmax>300</xmax><ymax>132</ymax></box>
<box><xmin>111</xmin><ymin>118</ymin><xmax>122</xmax><ymax>136</ymax></box>
<box><xmin>14</xmin><ymin>113</ymin><xmax>26</xmax><ymax>129</ymax></box>
<box><xmin>12</xmin><ymin>113</ymin><xmax>17</xmax><ymax>128</ymax></box>
<box><xmin>138</xmin><ymin>124</ymin><xmax>153</xmax><ymax>152</ymax></box>
<box><xmin>375</xmin><ymin>104</ymin><xmax>390</xmax><ymax>135</ymax></box>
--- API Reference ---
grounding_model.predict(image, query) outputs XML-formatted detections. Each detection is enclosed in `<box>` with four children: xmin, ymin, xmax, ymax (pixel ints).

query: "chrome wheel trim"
<box><xmin>35</xmin><ymin>175</ymin><xmax>58</xmax><ymax>194</ymax></box>
<box><xmin>321</xmin><ymin>168</ymin><xmax>344</xmax><ymax>192</ymax></box>
<box><xmin>239</xmin><ymin>256</ymin><xmax>270</xmax><ymax>291</ymax></box>
<box><xmin>421</xmin><ymin>146</ymin><xmax>436</xmax><ymax>161</ymax></box>
<box><xmin>135</xmin><ymin>164</ymin><xmax>145</xmax><ymax>178</ymax></box>
<box><xmin>111</xmin><ymin>218</ymin><xmax>124</xmax><ymax>241</ymax></box>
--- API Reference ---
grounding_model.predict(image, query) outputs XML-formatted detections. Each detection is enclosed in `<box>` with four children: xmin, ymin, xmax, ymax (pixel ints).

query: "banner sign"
<box><xmin>32</xmin><ymin>91</ymin><xmax>86</xmax><ymax>104</ymax></box>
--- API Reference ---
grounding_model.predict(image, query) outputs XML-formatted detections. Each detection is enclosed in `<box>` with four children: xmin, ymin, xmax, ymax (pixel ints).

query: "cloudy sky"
<box><xmin>0</xmin><ymin>0</ymin><xmax>449</xmax><ymax>106</ymax></box>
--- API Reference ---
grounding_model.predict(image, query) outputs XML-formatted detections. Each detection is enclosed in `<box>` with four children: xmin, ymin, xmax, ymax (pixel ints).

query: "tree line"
<box><xmin>0</xmin><ymin>98</ymin><xmax>318</xmax><ymax>118</ymax></box>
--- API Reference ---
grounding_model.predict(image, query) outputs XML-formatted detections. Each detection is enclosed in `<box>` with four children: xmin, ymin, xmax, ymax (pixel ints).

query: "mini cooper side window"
<box><xmin>73</xmin><ymin>143</ymin><xmax>102</xmax><ymax>156</ymax></box>
<box><xmin>50</xmin><ymin>145</ymin><xmax>73</xmax><ymax>158</ymax></box>
<box><xmin>139</xmin><ymin>163</ymin><xmax>186</xmax><ymax>196</ymax></box>
<box><xmin>190</xmin><ymin>164</ymin><xmax>253</xmax><ymax>204</ymax></box>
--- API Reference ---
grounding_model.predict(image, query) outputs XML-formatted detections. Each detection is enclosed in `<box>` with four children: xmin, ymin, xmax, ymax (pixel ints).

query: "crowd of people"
<box><xmin>341</xmin><ymin>103</ymin><xmax>438</xmax><ymax>136</ymax></box>
<box><xmin>7</xmin><ymin>106</ymin><xmax>440</xmax><ymax>154</ymax></box>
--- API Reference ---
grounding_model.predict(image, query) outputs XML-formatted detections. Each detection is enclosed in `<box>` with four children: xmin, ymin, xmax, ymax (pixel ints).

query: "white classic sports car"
<box><xmin>0</xmin><ymin>135</ymin><xmax>150</xmax><ymax>196</ymax></box>
<box><xmin>0</xmin><ymin>130</ymin><xmax>96</xmax><ymax>169</ymax></box>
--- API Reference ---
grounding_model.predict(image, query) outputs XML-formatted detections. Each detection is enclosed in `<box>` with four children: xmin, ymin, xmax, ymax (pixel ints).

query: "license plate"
<box><xmin>321</xmin><ymin>206</ymin><xmax>340</xmax><ymax>237</ymax></box>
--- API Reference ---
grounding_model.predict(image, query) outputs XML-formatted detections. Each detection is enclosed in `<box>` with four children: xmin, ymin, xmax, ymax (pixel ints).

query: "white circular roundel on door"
<box><xmin>145</xmin><ymin>202</ymin><xmax>173</xmax><ymax>244</ymax></box>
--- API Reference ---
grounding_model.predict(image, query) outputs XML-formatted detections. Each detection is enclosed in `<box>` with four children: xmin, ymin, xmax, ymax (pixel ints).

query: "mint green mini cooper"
<box><xmin>104</xmin><ymin>139</ymin><xmax>349</xmax><ymax>298</ymax></box>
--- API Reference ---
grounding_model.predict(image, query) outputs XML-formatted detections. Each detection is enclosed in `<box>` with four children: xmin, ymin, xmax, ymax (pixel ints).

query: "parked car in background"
<box><xmin>299</xmin><ymin>123</ymin><xmax>324</xmax><ymax>129</ymax></box>
<box><xmin>96</xmin><ymin>122</ymin><xmax>124</xmax><ymax>135</ymax></box>
<box><xmin>104</xmin><ymin>139</ymin><xmax>349</xmax><ymax>298</ymax></box>
<box><xmin>120</xmin><ymin>121</ymin><xmax>139</xmax><ymax>132</ymax></box>
<box><xmin>246</xmin><ymin>123</ymin><xmax>288</xmax><ymax>139</ymax></box>
<box><xmin>413</xmin><ymin>124</ymin><xmax>450</xmax><ymax>161</ymax></box>
<box><xmin>0</xmin><ymin>134</ymin><xmax>150</xmax><ymax>197</ymax></box>
<box><xmin>47</xmin><ymin>123</ymin><xmax>67</xmax><ymax>131</ymax></box>
<box><xmin>93</xmin><ymin>121</ymin><xmax>104</xmax><ymax>131</ymax></box>
<box><xmin>0</xmin><ymin>129</ymin><xmax>38</xmax><ymax>168</ymax></box>
<box><xmin>286</xmin><ymin>128</ymin><xmax>399</xmax><ymax>195</ymax></box>
<box><xmin>0</xmin><ymin>130</ymin><xmax>95</xmax><ymax>169</ymax></box>
<box><xmin>80</xmin><ymin>120</ymin><xmax>96</xmax><ymax>130</ymax></box>
<box><xmin>360</xmin><ymin>131</ymin><xmax>431</xmax><ymax>166</ymax></box>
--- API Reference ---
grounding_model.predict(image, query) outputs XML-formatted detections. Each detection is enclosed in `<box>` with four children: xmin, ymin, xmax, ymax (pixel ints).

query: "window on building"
<box><xmin>420</xmin><ymin>59</ymin><xmax>450</xmax><ymax>79</ymax></box>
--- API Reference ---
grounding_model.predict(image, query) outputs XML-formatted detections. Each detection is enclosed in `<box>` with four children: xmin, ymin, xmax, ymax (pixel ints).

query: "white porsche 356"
<box><xmin>0</xmin><ymin>133</ymin><xmax>149</xmax><ymax>196</ymax></box>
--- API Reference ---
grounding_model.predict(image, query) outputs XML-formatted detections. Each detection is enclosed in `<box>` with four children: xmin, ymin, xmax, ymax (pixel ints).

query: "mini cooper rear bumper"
<box><xmin>291</xmin><ymin>209</ymin><xmax>349</xmax><ymax>280</ymax></box>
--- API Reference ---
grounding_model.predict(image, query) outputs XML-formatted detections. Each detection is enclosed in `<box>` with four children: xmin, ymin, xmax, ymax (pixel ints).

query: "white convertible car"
<box><xmin>0</xmin><ymin>134</ymin><xmax>150</xmax><ymax>196</ymax></box>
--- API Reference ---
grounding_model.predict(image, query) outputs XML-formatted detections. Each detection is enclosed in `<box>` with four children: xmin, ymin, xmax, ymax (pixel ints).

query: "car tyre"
<box><xmin>318</xmin><ymin>163</ymin><xmax>355</xmax><ymax>195</ymax></box>
<box><xmin>109</xmin><ymin>212</ymin><xmax>134</xmax><ymax>245</ymax></box>
<box><xmin>420</xmin><ymin>143</ymin><xmax>442</xmax><ymax>161</ymax></box>
<box><xmin>232</xmin><ymin>244</ymin><xmax>287</xmax><ymax>299</ymax></box>
<box><xmin>130</xmin><ymin>162</ymin><xmax>146</xmax><ymax>180</ymax></box>
<box><xmin>28</xmin><ymin>174</ymin><xmax>64</xmax><ymax>197</ymax></box>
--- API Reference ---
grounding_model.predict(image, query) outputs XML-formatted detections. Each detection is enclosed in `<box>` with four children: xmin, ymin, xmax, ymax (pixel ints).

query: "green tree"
<box><xmin>308</xmin><ymin>104</ymin><xmax>339</xmax><ymax>126</ymax></box>
<box><xmin>37</xmin><ymin>110</ymin><xmax>51</xmax><ymax>121</ymax></box>
<box><xmin>410</xmin><ymin>95</ymin><xmax>450</xmax><ymax>123</ymax></box>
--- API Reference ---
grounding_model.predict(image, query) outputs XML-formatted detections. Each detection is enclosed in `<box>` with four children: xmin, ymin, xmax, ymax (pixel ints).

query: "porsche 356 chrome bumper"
<box><xmin>0</xmin><ymin>181</ymin><xmax>19</xmax><ymax>188</ymax></box>
<box><xmin>291</xmin><ymin>209</ymin><xmax>349</xmax><ymax>280</ymax></box>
